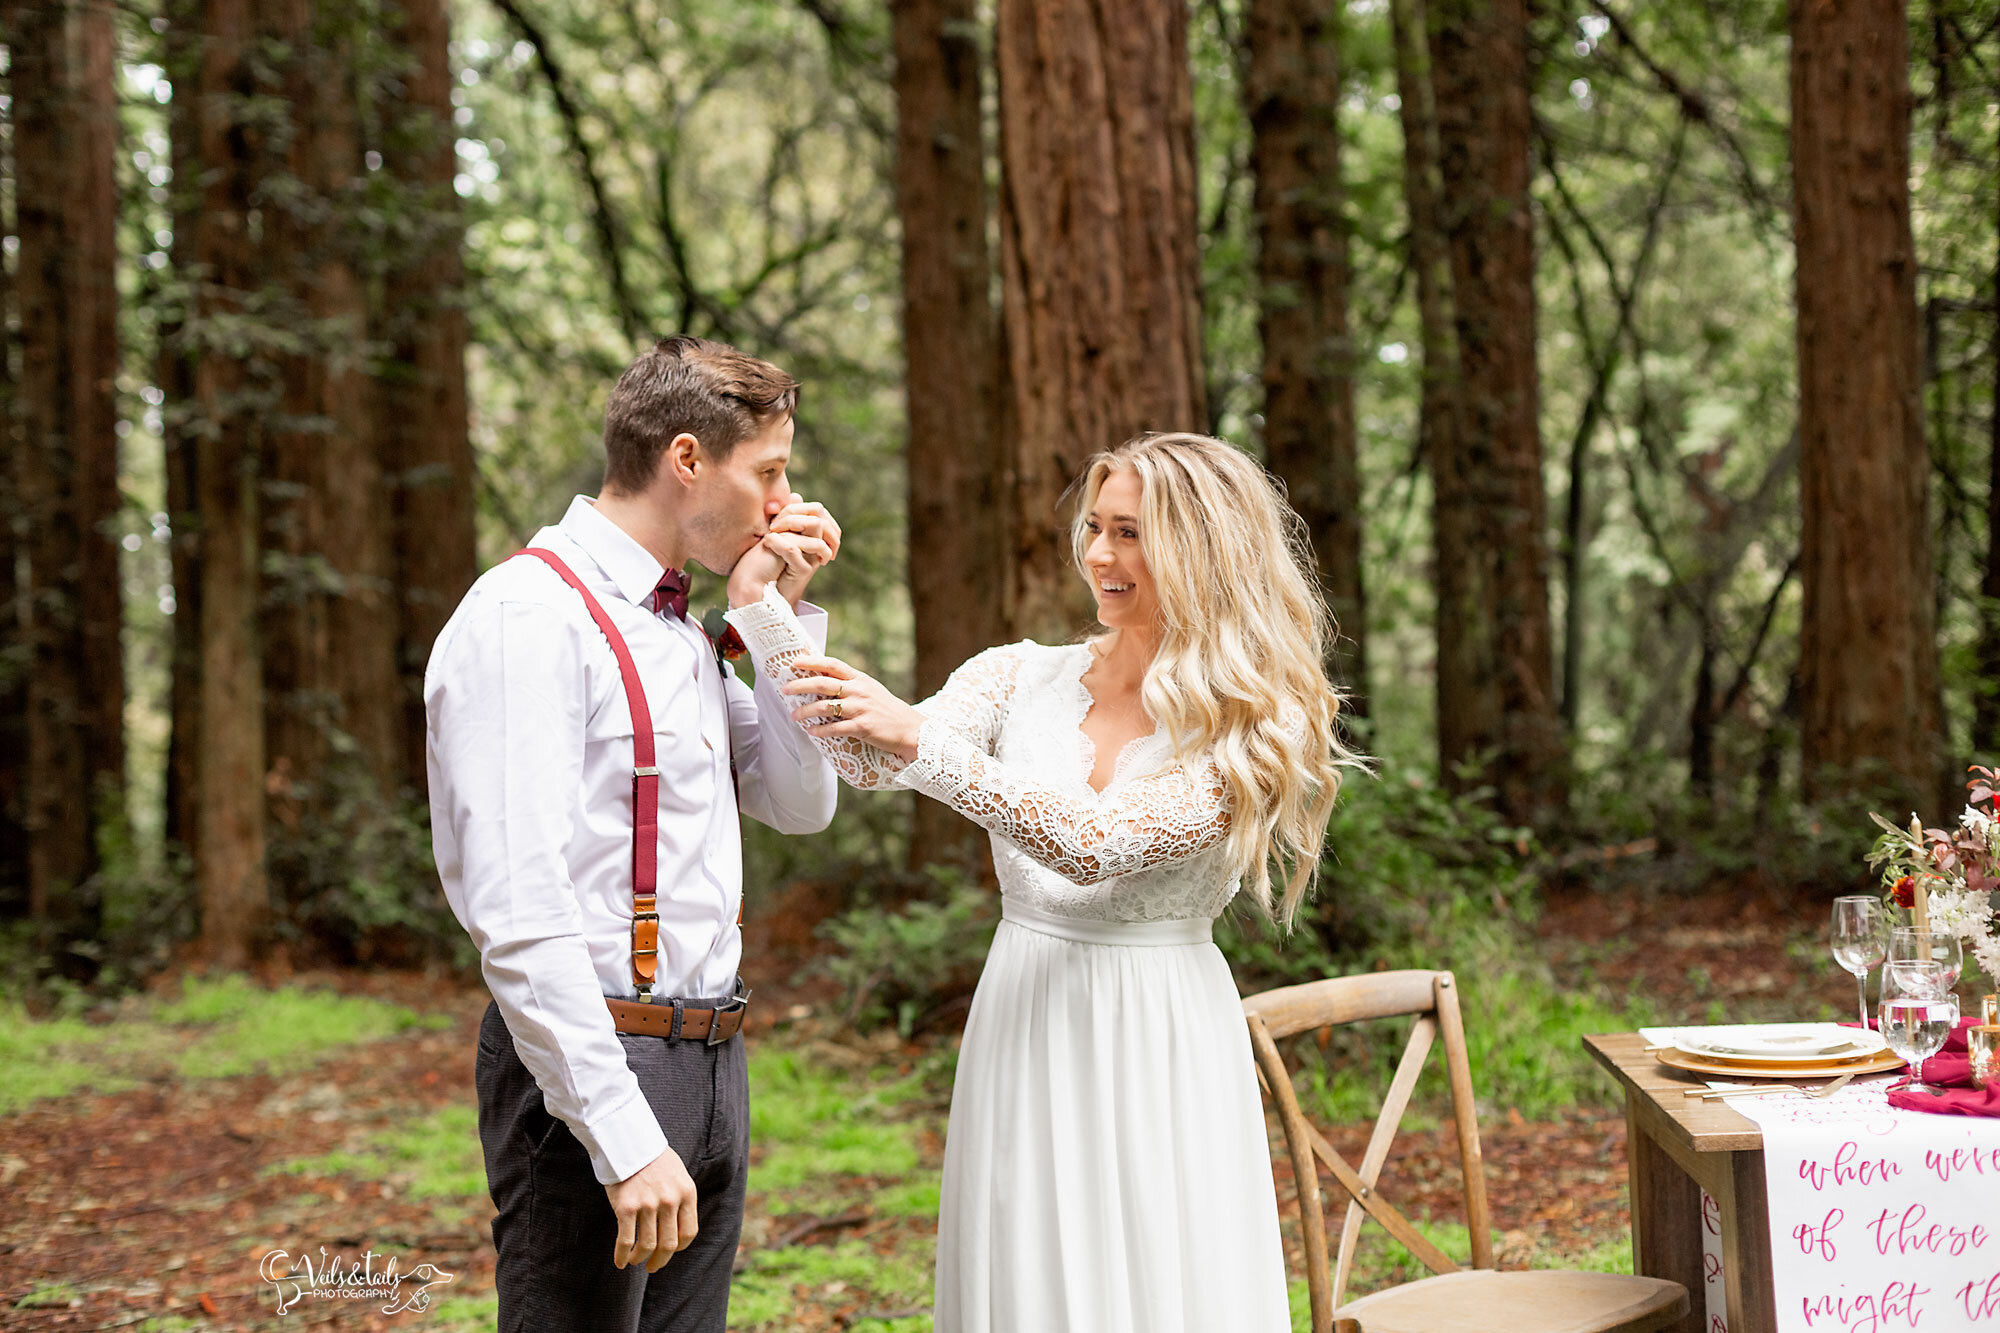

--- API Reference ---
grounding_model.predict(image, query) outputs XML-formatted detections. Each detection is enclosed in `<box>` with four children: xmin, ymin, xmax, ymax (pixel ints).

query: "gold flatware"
<box><xmin>1686</xmin><ymin>1070</ymin><xmax>1861</xmax><ymax>1101</ymax></box>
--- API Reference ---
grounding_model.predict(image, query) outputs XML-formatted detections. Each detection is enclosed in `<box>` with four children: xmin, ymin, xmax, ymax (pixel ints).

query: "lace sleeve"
<box><xmin>893</xmin><ymin>719</ymin><xmax>1230</xmax><ymax>885</ymax></box>
<box><xmin>724</xmin><ymin>586</ymin><xmax>1021</xmax><ymax>791</ymax></box>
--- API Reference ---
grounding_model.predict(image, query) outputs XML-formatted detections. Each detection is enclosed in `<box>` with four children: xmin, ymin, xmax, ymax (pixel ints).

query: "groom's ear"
<box><xmin>660</xmin><ymin>432</ymin><xmax>703</xmax><ymax>489</ymax></box>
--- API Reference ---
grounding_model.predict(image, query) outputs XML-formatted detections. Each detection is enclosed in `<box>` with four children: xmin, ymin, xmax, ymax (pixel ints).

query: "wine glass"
<box><xmin>1880</xmin><ymin>964</ymin><xmax>1960</xmax><ymax>1095</ymax></box>
<box><xmin>1888</xmin><ymin>926</ymin><xmax>1962</xmax><ymax>998</ymax></box>
<box><xmin>1830</xmin><ymin>896</ymin><xmax>1886</xmax><ymax>1028</ymax></box>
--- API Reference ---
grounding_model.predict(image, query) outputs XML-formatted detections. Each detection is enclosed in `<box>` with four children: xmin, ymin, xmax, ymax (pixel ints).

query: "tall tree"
<box><xmin>6</xmin><ymin>0</ymin><xmax>124</xmax><ymax>962</ymax></box>
<box><xmin>1791</xmin><ymin>0</ymin><xmax>1944</xmax><ymax>809</ymax></box>
<box><xmin>263</xmin><ymin>0</ymin><xmax>402</xmax><ymax>833</ymax></box>
<box><xmin>1976</xmin><ymin>57</ymin><xmax>2000</xmax><ymax>758</ymax></box>
<box><xmin>160</xmin><ymin>0</ymin><xmax>200</xmax><ymax>858</ymax></box>
<box><xmin>1426</xmin><ymin>0</ymin><xmax>1565</xmax><ymax>826</ymax></box>
<box><xmin>892</xmin><ymin>0</ymin><xmax>1004</xmax><ymax>872</ymax></box>
<box><xmin>1247</xmin><ymin>0</ymin><xmax>1366</xmax><ymax>708</ymax></box>
<box><xmin>0</xmin><ymin>43</ymin><xmax>23</xmax><ymax>920</ymax></box>
<box><xmin>189</xmin><ymin>0</ymin><xmax>270</xmax><ymax>967</ymax></box>
<box><xmin>994</xmin><ymin>0</ymin><xmax>1207</xmax><ymax>643</ymax></box>
<box><xmin>381</xmin><ymin>0</ymin><xmax>476</xmax><ymax>797</ymax></box>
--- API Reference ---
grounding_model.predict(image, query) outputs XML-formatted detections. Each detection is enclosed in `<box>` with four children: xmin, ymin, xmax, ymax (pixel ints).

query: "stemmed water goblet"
<box><xmin>1887</xmin><ymin>925</ymin><xmax>1962</xmax><ymax>999</ymax></box>
<box><xmin>1879</xmin><ymin>961</ymin><xmax>1960</xmax><ymax>1095</ymax></box>
<box><xmin>1830</xmin><ymin>896</ymin><xmax>1887</xmax><ymax>1029</ymax></box>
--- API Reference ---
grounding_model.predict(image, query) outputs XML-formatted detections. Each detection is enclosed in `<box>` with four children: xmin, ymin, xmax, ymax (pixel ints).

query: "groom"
<box><xmin>426</xmin><ymin>335</ymin><xmax>841</xmax><ymax>1332</ymax></box>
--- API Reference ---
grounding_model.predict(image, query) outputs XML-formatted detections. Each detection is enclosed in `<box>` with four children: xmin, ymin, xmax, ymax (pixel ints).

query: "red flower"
<box><xmin>1891</xmin><ymin>875</ymin><xmax>1917</xmax><ymax>909</ymax></box>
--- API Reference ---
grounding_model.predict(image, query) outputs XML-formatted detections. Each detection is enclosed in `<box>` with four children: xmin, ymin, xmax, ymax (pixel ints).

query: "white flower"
<box><xmin>1927</xmin><ymin>889</ymin><xmax>1988</xmax><ymax>940</ymax></box>
<box><xmin>1973</xmin><ymin>934</ymin><xmax>2000</xmax><ymax>988</ymax></box>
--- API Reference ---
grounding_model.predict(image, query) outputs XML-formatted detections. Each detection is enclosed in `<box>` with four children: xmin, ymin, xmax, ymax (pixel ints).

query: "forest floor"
<box><xmin>0</xmin><ymin>876</ymin><xmax>1852</xmax><ymax>1333</ymax></box>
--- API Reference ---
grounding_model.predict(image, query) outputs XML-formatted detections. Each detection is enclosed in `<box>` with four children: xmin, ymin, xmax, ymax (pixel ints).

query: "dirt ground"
<box><xmin>0</xmin><ymin>879</ymin><xmax>1843</xmax><ymax>1331</ymax></box>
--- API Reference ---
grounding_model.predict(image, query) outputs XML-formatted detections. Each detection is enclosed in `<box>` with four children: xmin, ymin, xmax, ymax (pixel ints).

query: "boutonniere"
<box><xmin>700</xmin><ymin>606</ymin><xmax>748</xmax><ymax>663</ymax></box>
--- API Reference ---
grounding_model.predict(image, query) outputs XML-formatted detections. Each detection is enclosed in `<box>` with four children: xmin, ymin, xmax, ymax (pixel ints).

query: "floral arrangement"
<box><xmin>1867</xmin><ymin>765</ymin><xmax>2000</xmax><ymax>986</ymax></box>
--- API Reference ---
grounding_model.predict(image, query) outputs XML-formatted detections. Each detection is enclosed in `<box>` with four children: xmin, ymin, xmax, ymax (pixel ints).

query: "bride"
<box><xmin>723</xmin><ymin>431</ymin><xmax>1362</xmax><ymax>1332</ymax></box>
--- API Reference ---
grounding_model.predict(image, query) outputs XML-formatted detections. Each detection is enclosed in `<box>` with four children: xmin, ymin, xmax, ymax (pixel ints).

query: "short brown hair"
<box><xmin>601</xmin><ymin>335</ymin><xmax>801</xmax><ymax>493</ymax></box>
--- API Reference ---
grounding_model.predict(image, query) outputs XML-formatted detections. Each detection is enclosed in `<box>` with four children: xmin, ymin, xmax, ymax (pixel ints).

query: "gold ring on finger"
<box><xmin>831</xmin><ymin>700</ymin><xmax>843</xmax><ymax>721</ymax></box>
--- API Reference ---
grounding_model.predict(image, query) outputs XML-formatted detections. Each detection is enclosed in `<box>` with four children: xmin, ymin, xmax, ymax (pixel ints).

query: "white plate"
<box><xmin>1671</xmin><ymin>1023</ymin><xmax>1887</xmax><ymax>1063</ymax></box>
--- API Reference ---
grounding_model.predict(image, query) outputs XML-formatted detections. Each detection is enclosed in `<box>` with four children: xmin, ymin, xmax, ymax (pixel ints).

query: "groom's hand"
<box><xmin>729</xmin><ymin>496</ymin><xmax>839</xmax><ymax>609</ymax></box>
<box><xmin>607</xmin><ymin>1146</ymin><xmax>699</xmax><ymax>1272</ymax></box>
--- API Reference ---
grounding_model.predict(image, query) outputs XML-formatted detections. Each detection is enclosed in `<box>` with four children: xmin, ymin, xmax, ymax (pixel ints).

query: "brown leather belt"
<box><xmin>606</xmin><ymin>990</ymin><xmax>751</xmax><ymax>1043</ymax></box>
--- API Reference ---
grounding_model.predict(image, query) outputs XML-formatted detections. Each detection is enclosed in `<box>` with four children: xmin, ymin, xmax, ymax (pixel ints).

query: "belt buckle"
<box><xmin>706</xmin><ymin>992</ymin><xmax>746</xmax><ymax>1046</ymax></box>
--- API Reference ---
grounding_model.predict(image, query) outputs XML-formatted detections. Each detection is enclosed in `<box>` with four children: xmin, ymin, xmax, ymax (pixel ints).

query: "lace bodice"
<box><xmin>725</xmin><ymin>587</ymin><xmax>1243</xmax><ymax>923</ymax></box>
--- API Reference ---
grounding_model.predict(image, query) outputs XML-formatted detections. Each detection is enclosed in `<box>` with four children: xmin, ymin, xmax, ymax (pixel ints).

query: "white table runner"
<box><xmin>1640</xmin><ymin>1029</ymin><xmax>2000</xmax><ymax>1331</ymax></box>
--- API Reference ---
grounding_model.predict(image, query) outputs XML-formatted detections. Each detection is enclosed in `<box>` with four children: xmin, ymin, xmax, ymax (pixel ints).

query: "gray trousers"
<box><xmin>475</xmin><ymin>999</ymin><xmax>749</xmax><ymax>1333</ymax></box>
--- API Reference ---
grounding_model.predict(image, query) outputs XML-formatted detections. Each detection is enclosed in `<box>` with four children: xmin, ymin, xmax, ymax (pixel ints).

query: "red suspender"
<box><xmin>515</xmin><ymin>548</ymin><xmax>664</xmax><ymax>1003</ymax></box>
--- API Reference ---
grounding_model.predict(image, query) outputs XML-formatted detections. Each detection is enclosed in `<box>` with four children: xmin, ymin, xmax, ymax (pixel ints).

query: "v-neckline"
<box><xmin>1068</xmin><ymin>645</ymin><xmax>1161</xmax><ymax>796</ymax></box>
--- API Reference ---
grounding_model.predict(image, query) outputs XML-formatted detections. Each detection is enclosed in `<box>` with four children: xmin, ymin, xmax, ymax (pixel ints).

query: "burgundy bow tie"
<box><xmin>650</xmin><ymin>568</ymin><xmax>690</xmax><ymax>620</ymax></box>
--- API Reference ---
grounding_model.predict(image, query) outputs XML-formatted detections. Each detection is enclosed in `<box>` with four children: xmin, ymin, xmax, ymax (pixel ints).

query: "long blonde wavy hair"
<box><xmin>1070</xmin><ymin>432</ymin><xmax>1365</xmax><ymax>926</ymax></box>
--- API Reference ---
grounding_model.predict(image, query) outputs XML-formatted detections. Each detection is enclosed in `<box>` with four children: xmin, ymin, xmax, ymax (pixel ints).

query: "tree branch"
<box><xmin>488</xmin><ymin>0</ymin><xmax>648</xmax><ymax>347</ymax></box>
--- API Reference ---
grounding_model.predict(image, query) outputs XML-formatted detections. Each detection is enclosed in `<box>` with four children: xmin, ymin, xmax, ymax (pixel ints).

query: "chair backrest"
<box><xmin>1243</xmin><ymin>969</ymin><xmax>1494</xmax><ymax>1333</ymax></box>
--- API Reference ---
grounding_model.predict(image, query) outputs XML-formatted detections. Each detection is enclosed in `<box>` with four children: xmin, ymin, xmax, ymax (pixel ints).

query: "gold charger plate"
<box><xmin>1654</xmin><ymin>1045</ymin><xmax>1906</xmax><ymax>1080</ymax></box>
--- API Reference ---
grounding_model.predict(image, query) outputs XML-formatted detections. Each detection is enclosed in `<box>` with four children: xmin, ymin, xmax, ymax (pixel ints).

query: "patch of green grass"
<box><xmin>166</xmin><ymin>974</ymin><xmax>450</xmax><ymax>1079</ymax></box>
<box><xmin>0</xmin><ymin>974</ymin><xmax>452</xmax><ymax>1116</ymax></box>
<box><xmin>1535</xmin><ymin>1235</ymin><xmax>1633</xmax><ymax>1274</ymax></box>
<box><xmin>1300</xmin><ymin>967</ymin><xmax>1652</xmax><ymax>1125</ymax></box>
<box><xmin>134</xmin><ymin>1318</ymin><xmax>207</xmax><ymax>1333</ymax></box>
<box><xmin>749</xmin><ymin>1049</ymin><xmax>922</xmax><ymax>1190</ymax></box>
<box><xmin>730</xmin><ymin>1240</ymin><xmax>933</xmax><ymax>1333</ymax></box>
<box><xmin>269</xmin><ymin>1105</ymin><xmax>485</xmax><ymax>1200</ymax></box>
<box><xmin>1343</xmin><ymin>1219</ymin><xmax>1475</xmax><ymax>1296</ymax></box>
<box><xmin>0</xmin><ymin>1006</ymin><xmax>131</xmax><ymax>1112</ymax></box>
<box><xmin>1290</xmin><ymin>1277</ymin><xmax>1313</xmax><ymax>1333</ymax></box>
<box><xmin>430</xmin><ymin>1291</ymin><xmax>499</xmax><ymax>1331</ymax></box>
<box><xmin>14</xmin><ymin>1279</ymin><xmax>80</xmax><ymax>1309</ymax></box>
<box><xmin>871</xmin><ymin>1173</ymin><xmax>942</xmax><ymax>1218</ymax></box>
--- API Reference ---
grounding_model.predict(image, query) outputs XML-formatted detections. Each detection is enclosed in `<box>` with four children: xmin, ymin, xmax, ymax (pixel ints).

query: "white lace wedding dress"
<box><xmin>729</xmin><ymin>589</ymin><xmax>1291</xmax><ymax>1333</ymax></box>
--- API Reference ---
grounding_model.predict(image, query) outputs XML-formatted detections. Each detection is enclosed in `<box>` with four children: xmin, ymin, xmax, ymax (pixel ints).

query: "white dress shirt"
<box><xmin>425</xmin><ymin>496</ymin><xmax>836</xmax><ymax>1184</ymax></box>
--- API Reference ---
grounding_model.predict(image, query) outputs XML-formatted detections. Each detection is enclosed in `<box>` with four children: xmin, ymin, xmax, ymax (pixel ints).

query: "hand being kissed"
<box><xmin>727</xmin><ymin>494</ymin><xmax>842</xmax><ymax>609</ymax></box>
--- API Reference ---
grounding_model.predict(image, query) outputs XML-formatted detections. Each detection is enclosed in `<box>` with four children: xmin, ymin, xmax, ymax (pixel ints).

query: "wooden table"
<box><xmin>1585</xmin><ymin>1032</ymin><xmax>1775</xmax><ymax>1333</ymax></box>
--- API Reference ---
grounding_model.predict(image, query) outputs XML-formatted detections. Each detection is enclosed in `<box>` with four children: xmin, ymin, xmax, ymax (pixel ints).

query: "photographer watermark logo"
<box><xmin>258</xmin><ymin>1246</ymin><xmax>454</xmax><ymax>1315</ymax></box>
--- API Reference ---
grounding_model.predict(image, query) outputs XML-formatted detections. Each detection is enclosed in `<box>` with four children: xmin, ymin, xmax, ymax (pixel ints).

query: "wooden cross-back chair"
<box><xmin>1244</xmin><ymin>970</ymin><xmax>1688</xmax><ymax>1333</ymax></box>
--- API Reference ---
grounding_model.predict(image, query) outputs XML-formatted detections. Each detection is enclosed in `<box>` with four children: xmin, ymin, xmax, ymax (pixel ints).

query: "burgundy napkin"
<box><xmin>1839</xmin><ymin>1017</ymin><xmax>1998</xmax><ymax>1116</ymax></box>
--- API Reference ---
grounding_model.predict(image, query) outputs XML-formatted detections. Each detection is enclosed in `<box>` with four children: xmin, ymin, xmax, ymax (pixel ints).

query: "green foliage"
<box><xmin>0</xmin><ymin>1004</ymin><xmax>128</xmax><ymax>1114</ymax></box>
<box><xmin>160</xmin><ymin>974</ymin><xmax>448</xmax><ymax>1079</ymax></box>
<box><xmin>429</xmin><ymin>1293</ymin><xmax>501</xmax><ymax>1332</ymax></box>
<box><xmin>0</xmin><ymin>974</ymin><xmax>444</xmax><ymax>1115</ymax></box>
<box><xmin>1226</xmin><ymin>768</ymin><xmax>1648</xmax><ymax>1119</ymax></box>
<box><xmin>811</xmin><ymin>872</ymin><xmax>998</xmax><ymax>1036</ymax></box>
<box><xmin>13</xmin><ymin>1280</ymin><xmax>81</xmax><ymax>1310</ymax></box>
<box><xmin>1221</xmin><ymin>763</ymin><xmax>1539</xmax><ymax>988</ymax></box>
<box><xmin>749</xmin><ymin>1047</ymin><xmax>923</xmax><ymax>1190</ymax></box>
<box><xmin>270</xmin><ymin>1105</ymin><xmax>485</xmax><ymax>1200</ymax></box>
<box><xmin>731</xmin><ymin>1240</ymin><xmax>934</xmax><ymax>1333</ymax></box>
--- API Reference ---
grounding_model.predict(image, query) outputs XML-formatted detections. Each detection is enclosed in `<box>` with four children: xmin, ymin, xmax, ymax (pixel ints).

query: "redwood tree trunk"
<box><xmin>1975</xmin><ymin>93</ymin><xmax>2000</xmax><ymax>757</ymax></box>
<box><xmin>1392</xmin><ymin>0</ymin><xmax>1476</xmax><ymax>773</ymax></box>
<box><xmin>995</xmin><ymin>0</ymin><xmax>1207</xmax><ymax>644</ymax></box>
<box><xmin>1428</xmin><ymin>0</ymin><xmax>1565</xmax><ymax>826</ymax></box>
<box><xmin>0</xmin><ymin>56</ymin><xmax>23</xmax><ymax>920</ymax></box>
<box><xmin>7</xmin><ymin>0</ymin><xmax>124</xmax><ymax>961</ymax></box>
<box><xmin>261</xmin><ymin>2</ymin><xmax>333</xmax><ymax>833</ymax></box>
<box><xmin>382</xmin><ymin>0</ymin><xmax>476</xmax><ymax>798</ymax></box>
<box><xmin>1247</xmin><ymin>0</ymin><xmax>1367</xmax><ymax>708</ymax></box>
<box><xmin>160</xmin><ymin>0</ymin><xmax>201</xmax><ymax>856</ymax></box>
<box><xmin>1791</xmin><ymin>0</ymin><xmax>1945</xmax><ymax>810</ymax></box>
<box><xmin>264</xmin><ymin>1</ymin><xmax>401</xmax><ymax>836</ymax></box>
<box><xmin>192</xmin><ymin>0</ymin><xmax>270</xmax><ymax>968</ymax></box>
<box><xmin>893</xmin><ymin>0</ymin><xmax>1004</xmax><ymax>873</ymax></box>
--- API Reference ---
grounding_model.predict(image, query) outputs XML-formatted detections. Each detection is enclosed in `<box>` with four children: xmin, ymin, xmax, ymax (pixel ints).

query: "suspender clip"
<box><xmin>633</xmin><ymin>766</ymin><xmax>660</xmax><ymax>778</ymax></box>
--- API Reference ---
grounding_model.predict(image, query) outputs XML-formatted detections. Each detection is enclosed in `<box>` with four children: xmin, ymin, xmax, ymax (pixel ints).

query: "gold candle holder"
<box><xmin>1972</xmin><ymin>1025</ymin><xmax>2000</xmax><ymax>1091</ymax></box>
<box><xmin>1982</xmin><ymin>993</ymin><xmax>1999</xmax><ymax>1027</ymax></box>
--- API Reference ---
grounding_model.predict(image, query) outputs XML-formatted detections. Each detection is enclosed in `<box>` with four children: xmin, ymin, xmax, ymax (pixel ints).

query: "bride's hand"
<box><xmin>782</xmin><ymin>656</ymin><xmax>923</xmax><ymax>761</ymax></box>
